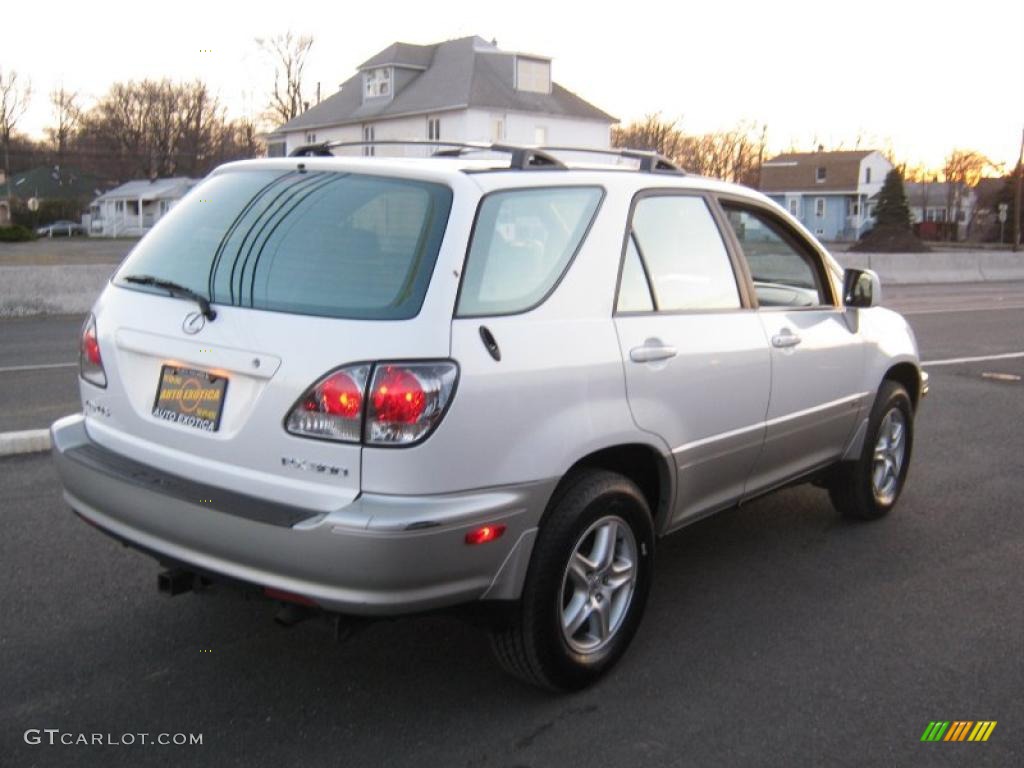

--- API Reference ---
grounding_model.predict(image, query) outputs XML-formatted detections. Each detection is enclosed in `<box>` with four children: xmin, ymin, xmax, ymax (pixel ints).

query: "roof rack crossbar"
<box><xmin>288</xmin><ymin>140</ymin><xmax>567</xmax><ymax>170</ymax></box>
<box><xmin>538</xmin><ymin>146</ymin><xmax>685</xmax><ymax>174</ymax></box>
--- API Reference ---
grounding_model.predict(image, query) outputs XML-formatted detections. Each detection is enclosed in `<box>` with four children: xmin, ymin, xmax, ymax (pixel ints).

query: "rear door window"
<box><xmin>456</xmin><ymin>187</ymin><xmax>603</xmax><ymax>316</ymax></box>
<box><xmin>114</xmin><ymin>170</ymin><xmax>453</xmax><ymax>320</ymax></box>
<box><xmin>625</xmin><ymin>195</ymin><xmax>741</xmax><ymax>312</ymax></box>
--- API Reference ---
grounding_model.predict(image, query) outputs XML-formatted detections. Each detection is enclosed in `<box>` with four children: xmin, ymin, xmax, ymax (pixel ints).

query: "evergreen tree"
<box><xmin>873</xmin><ymin>168</ymin><xmax>913</xmax><ymax>230</ymax></box>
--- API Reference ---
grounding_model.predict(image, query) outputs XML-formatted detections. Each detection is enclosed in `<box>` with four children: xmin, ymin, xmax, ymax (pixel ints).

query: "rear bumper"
<box><xmin>51</xmin><ymin>414</ymin><xmax>552</xmax><ymax>615</ymax></box>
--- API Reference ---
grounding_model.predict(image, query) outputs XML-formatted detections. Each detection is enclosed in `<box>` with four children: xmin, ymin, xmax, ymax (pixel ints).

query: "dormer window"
<box><xmin>515</xmin><ymin>56</ymin><xmax>551</xmax><ymax>94</ymax></box>
<box><xmin>364</xmin><ymin>67</ymin><xmax>392</xmax><ymax>99</ymax></box>
<box><xmin>816</xmin><ymin>166</ymin><xmax>827</xmax><ymax>183</ymax></box>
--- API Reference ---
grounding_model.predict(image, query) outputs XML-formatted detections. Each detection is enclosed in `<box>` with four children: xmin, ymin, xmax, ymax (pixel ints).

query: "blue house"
<box><xmin>760</xmin><ymin>150</ymin><xmax>893</xmax><ymax>242</ymax></box>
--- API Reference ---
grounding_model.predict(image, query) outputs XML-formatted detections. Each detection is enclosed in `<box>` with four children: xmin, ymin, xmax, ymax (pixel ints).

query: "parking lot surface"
<box><xmin>1</xmin><ymin>283</ymin><xmax>1022</xmax><ymax>766</ymax></box>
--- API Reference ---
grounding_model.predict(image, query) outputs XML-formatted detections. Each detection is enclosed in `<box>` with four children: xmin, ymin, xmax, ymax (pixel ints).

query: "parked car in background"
<box><xmin>36</xmin><ymin>220</ymin><xmax>86</xmax><ymax>237</ymax></box>
<box><xmin>51</xmin><ymin>142</ymin><xmax>926</xmax><ymax>691</ymax></box>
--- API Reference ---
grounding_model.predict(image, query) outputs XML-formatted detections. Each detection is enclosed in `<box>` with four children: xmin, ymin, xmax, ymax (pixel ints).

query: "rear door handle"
<box><xmin>630</xmin><ymin>343</ymin><xmax>678</xmax><ymax>363</ymax></box>
<box><xmin>771</xmin><ymin>330</ymin><xmax>802</xmax><ymax>348</ymax></box>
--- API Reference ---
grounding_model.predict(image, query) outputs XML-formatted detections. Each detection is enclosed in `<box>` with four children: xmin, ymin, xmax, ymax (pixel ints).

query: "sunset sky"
<box><xmin>4</xmin><ymin>0</ymin><xmax>1023</xmax><ymax>172</ymax></box>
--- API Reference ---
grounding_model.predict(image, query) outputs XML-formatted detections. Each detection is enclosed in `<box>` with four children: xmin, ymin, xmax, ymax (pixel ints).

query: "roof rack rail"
<box><xmin>288</xmin><ymin>140</ymin><xmax>567</xmax><ymax>170</ymax></box>
<box><xmin>539</xmin><ymin>146</ymin><xmax>685</xmax><ymax>174</ymax></box>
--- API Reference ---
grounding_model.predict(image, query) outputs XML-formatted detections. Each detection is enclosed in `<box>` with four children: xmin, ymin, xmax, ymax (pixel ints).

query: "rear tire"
<box><xmin>829</xmin><ymin>381</ymin><xmax>914</xmax><ymax>520</ymax></box>
<box><xmin>489</xmin><ymin>468</ymin><xmax>655</xmax><ymax>691</ymax></box>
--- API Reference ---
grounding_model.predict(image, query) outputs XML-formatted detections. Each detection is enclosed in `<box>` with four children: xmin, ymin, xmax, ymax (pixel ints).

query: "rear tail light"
<box><xmin>79</xmin><ymin>314</ymin><xmax>107</xmax><ymax>388</ymax></box>
<box><xmin>366</xmin><ymin>363</ymin><xmax>457</xmax><ymax>446</ymax></box>
<box><xmin>285</xmin><ymin>361</ymin><xmax>457</xmax><ymax>446</ymax></box>
<box><xmin>285</xmin><ymin>364</ymin><xmax>370</xmax><ymax>442</ymax></box>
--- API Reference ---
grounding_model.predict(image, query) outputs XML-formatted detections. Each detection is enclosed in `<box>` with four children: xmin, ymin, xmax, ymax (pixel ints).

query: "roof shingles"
<box><xmin>760</xmin><ymin>150</ymin><xmax>873</xmax><ymax>193</ymax></box>
<box><xmin>272</xmin><ymin>36</ymin><xmax>614</xmax><ymax>135</ymax></box>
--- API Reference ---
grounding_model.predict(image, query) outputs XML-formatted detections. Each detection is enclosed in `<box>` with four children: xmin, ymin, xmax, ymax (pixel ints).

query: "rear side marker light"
<box><xmin>465</xmin><ymin>524</ymin><xmax>506</xmax><ymax>545</ymax></box>
<box><xmin>79</xmin><ymin>313</ymin><xmax>107</xmax><ymax>388</ymax></box>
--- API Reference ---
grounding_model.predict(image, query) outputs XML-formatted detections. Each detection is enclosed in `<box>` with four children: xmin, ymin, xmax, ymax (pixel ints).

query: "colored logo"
<box><xmin>921</xmin><ymin>721</ymin><xmax>997</xmax><ymax>742</ymax></box>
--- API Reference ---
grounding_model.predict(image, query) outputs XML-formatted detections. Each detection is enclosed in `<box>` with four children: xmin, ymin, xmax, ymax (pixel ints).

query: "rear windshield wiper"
<box><xmin>121</xmin><ymin>274</ymin><xmax>217</xmax><ymax>320</ymax></box>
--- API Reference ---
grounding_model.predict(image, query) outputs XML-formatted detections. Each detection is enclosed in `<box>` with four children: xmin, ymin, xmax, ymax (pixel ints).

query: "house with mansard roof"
<box><xmin>265</xmin><ymin>36</ymin><xmax>615</xmax><ymax>157</ymax></box>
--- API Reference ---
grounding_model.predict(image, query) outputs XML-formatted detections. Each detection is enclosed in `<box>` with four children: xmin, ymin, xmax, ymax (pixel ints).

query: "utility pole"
<box><xmin>1014</xmin><ymin>126</ymin><xmax>1023</xmax><ymax>252</ymax></box>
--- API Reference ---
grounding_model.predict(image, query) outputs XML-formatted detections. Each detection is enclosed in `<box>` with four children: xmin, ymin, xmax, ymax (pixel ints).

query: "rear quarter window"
<box><xmin>456</xmin><ymin>186</ymin><xmax>603</xmax><ymax>317</ymax></box>
<box><xmin>114</xmin><ymin>170</ymin><xmax>453</xmax><ymax>320</ymax></box>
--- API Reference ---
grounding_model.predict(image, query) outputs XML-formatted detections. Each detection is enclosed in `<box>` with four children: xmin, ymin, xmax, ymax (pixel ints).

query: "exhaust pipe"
<box><xmin>157</xmin><ymin>568</ymin><xmax>196</xmax><ymax>596</ymax></box>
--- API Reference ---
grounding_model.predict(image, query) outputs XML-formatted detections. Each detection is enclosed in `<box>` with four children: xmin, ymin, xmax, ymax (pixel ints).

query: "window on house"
<box><xmin>363</xmin><ymin>68</ymin><xmax>392</xmax><ymax>99</ymax></box>
<box><xmin>305</xmin><ymin>132</ymin><xmax>317</xmax><ymax>144</ymax></box>
<box><xmin>491</xmin><ymin>116</ymin><xmax>505</xmax><ymax>142</ymax></box>
<box><xmin>515</xmin><ymin>57</ymin><xmax>551</xmax><ymax>94</ymax></box>
<box><xmin>815</xmin><ymin>198</ymin><xmax>825</xmax><ymax>217</ymax></box>
<box><xmin>867</xmin><ymin>204</ymin><xmax>876</xmax><ymax>218</ymax></box>
<box><xmin>362</xmin><ymin>125</ymin><xmax>375</xmax><ymax>156</ymax></box>
<box><xmin>850</xmin><ymin>201</ymin><xmax>860</xmax><ymax>216</ymax></box>
<box><xmin>534</xmin><ymin>126</ymin><xmax>548</xmax><ymax>146</ymax></box>
<box><xmin>865</xmin><ymin>167</ymin><xmax>872</xmax><ymax>184</ymax></box>
<box><xmin>427</xmin><ymin>117</ymin><xmax>441</xmax><ymax>142</ymax></box>
<box><xmin>816</xmin><ymin>166</ymin><xmax>827</xmax><ymax>183</ymax></box>
<box><xmin>788</xmin><ymin>198</ymin><xmax>799</xmax><ymax>217</ymax></box>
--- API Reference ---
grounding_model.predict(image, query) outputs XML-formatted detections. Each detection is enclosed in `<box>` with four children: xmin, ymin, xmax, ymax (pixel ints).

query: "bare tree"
<box><xmin>613</xmin><ymin>115</ymin><xmax>767</xmax><ymax>185</ymax></box>
<box><xmin>256</xmin><ymin>32</ymin><xmax>314</xmax><ymax>126</ymax></box>
<box><xmin>942</xmin><ymin>149</ymin><xmax>1002</xmax><ymax>240</ymax></box>
<box><xmin>77</xmin><ymin>78</ymin><xmax>262</xmax><ymax>180</ymax></box>
<box><xmin>0</xmin><ymin>67</ymin><xmax>32</xmax><ymax>190</ymax></box>
<box><xmin>611</xmin><ymin>113</ymin><xmax>688</xmax><ymax>160</ymax></box>
<box><xmin>48</xmin><ymin>86</ymin><xmax>81</xmax><ymax>166</ymax></box>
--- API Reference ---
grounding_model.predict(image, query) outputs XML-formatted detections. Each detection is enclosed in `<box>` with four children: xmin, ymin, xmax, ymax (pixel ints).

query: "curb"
<box><xmin>0</xmin><ymin>429</ymin><xmax>52</xmax><ymax>457</ymax></box>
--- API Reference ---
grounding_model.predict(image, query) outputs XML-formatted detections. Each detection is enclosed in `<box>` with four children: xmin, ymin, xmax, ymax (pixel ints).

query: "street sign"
<box><xmin>998</xmin><ymin>203</ymin><xmax>1008</xmax><ymax>223</ymax></box>
<box><xmin>27</xmin><ymin>197</ymin><xmax>39</xmax><ymax>212</ymax></box>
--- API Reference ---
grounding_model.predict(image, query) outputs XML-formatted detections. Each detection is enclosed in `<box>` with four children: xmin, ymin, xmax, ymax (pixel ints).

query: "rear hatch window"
<box><xmin>114</xmin><ymin>170</ymin><xmax>453</xmax><ymax>320</ymax></box>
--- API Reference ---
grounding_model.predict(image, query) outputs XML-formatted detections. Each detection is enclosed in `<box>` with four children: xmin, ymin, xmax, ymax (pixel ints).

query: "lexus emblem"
<box><xmin>182</xmin><ymin>311</ymin><xmax>206</xmax><ymax>335</ymax></box>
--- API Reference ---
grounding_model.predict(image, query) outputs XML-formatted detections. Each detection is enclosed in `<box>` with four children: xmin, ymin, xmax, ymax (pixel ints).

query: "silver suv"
<box><xmin>52</xmin><ymin>143</ymin><xmax>926</xmax><ymax>690</ymax></box>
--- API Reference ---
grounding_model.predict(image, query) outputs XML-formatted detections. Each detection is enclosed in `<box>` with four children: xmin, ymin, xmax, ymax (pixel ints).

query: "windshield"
<box><xmin>114</xmin><ymin>169</ymin><xmax>453</xmax><ymax>320</ymax></box>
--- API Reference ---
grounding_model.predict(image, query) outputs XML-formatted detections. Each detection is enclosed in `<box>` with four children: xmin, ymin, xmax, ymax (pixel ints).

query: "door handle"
<box><xmin>630</xmin><ymin>343</ymin><xmax>678</xmax><ymax>363</ymax></box>
<box><xmin>771</xmin><ymin>330</ymin><xmax>802</xmax><ymax>348</ymax></box>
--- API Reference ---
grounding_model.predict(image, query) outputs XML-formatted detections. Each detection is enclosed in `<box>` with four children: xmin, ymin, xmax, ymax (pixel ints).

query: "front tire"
<box><xmin>489</xmin><ymin>469</ymin><xmax>655</xmax><ymax>691</ymax></box>
<box><xmin>829</xmin><ymin>381</ymin><xmax>914</xmax><ymax>520</ymax></box>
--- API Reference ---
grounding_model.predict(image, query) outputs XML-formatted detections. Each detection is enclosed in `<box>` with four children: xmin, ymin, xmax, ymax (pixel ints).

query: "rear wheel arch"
<box><xmin>546</xmin><ymin>443</ymin><xmax>673</xmax><ymax>534</ymax></box>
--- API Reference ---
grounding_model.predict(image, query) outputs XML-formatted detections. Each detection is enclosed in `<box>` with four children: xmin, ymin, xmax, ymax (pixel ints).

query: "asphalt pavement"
<box><xmin>0</xmin><ymin>283</ymin><xmax>1022</xmax><ymax>766</ymax></box>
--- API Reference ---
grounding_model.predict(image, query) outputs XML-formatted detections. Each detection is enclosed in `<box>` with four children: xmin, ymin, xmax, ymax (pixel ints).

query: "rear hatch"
<box><xmin>85</xmin><ymin>166</ymin><xmax>454</xmax><ymax>513</ymax></box>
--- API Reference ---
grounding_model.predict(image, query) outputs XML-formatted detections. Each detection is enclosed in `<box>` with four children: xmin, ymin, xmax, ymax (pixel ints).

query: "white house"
<box><xmin>760</xmin><ymin>150</ymin><xmax>893</xmax><ymax>241</ymax></box>
<box><xmin>88</xmin><ymin>178</ymin><xmax>198</xmax><ymax>237</ymax></box>
<box><xmin>265</xmin><ymin>36</ymin><xmax>615</xmax><ymax>157</ymax></box>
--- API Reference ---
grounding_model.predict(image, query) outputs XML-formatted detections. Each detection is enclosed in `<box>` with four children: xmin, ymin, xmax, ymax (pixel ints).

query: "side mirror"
<box><xmin>843</xmin><ymin>268</ymin><xmax>881</xmax><ymax>308</ymax></box>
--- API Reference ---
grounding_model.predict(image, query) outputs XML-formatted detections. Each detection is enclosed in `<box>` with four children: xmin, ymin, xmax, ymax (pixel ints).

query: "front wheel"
<box><xmin>829</xmin><ymin>380</ymin><xmax>914</xmax><ymax>520</ymax></box>
<box><xmin>489</xmin><ymin>469</ymin><xmax>655</xmax><ymax>691</ymax></box>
